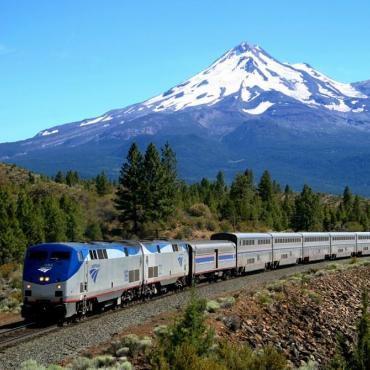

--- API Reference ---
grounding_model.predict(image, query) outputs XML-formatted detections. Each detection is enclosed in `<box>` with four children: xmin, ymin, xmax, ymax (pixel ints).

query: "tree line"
<box><xmin>1</xmin><ymin>141</ymin><xmax>370</xmax><ymax>264</ymax></box>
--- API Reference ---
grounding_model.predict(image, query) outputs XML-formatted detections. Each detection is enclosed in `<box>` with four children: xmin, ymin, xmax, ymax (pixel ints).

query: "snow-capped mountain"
<box><xmin>2</xmin><ymin>42</ymin><xmax>370</xmax><ymax>194</ymax></box>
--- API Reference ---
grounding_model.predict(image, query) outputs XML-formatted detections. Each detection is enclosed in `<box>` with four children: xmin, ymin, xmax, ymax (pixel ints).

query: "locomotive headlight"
<box><xmin>44</xmin><ymin>277</ymin><xmax>50</xmax><ymax>282</ymax></box>
<box><xmin>39</xmin><ymin>276</ymin><xmax>45</xmax><ymax>282</ymax></box>
<box><xmin>26</xmin><ymin>284</ymin><xmax>31</xmax><ymax>289</ymax></box>
<box><xmin>57</xmin><ymin>284</ymin><xmax>62</xmax><ymax>289</ymax></box>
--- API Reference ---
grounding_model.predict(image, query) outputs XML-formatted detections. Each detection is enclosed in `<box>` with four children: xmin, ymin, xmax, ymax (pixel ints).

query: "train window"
<box><xmin>97</xmin><ymin>249</ymin><xmax>104</xmax><ymax>259</ymax></box>
<box><xmin>172</xmin><ymin>244</ymin><xmax>179</xmax><ymax>252</ymax></box>
<box><xmin>157</xmin><ymin>245</ymin><xmax>161</xmax><ymax>253</ymax></box>
<box><xmin>123</xmin><ymin>248</ymin><xmax>129</xmax><ymax>257</ymax></box>
<box><xmin>78</xmin><ymin>251</ymin><xmax>84</xmax><ymax>261</ymax></box>
<box><xmin>129</xmin><ymin>270</ymin><xmax>135</xmax><ymax>282</ymax></box>
<box><xmin>134</xmin><ymin>269</ymin><xmax>140</xmax><ymax>281</ymax></box>
<box><xmin>29</xmin><ymin>251</ymin><xmax>48</xmax><ymax>261</ymax></box>
<box><xmin>247</xmin><ymin>258</ymin><xmax>255</xmax><ymax>264</ymax></box>
<box><xmin>89</xmin><ymin>250</ymin><xmax>93</xmax><ymax>259</ymax></box>
<box><xmin>50</xmin><ymin>251</ymin><xmax>70</xmax><ymax>261</ymax></box>
<box><xmin>92</xmin><ymin>250</ymin><xmax>98</xmax><ymax>259</ymax></box>
<box><xmin>103</xmin><ymin>249</ymin><xmax>108</xmax><ymax>259</ymax></box>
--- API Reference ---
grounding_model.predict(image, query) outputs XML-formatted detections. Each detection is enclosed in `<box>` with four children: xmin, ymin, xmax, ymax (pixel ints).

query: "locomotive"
<box><xmin>22</xmin><ymin>232</ymin><xmax>370</xmax><ymax>322</ymax></box>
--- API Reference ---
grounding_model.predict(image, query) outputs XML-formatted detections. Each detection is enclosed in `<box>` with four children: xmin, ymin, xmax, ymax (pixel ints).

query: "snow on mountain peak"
<box><xmin>139</xmin><ymin>42</ymin><xmax>368</xmax><ymax>115</ymax></box>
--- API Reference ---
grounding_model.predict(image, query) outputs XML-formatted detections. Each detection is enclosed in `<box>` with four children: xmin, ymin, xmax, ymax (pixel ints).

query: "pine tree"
<box><xmin>292</xmin><ymin>184</ymin><xmax>323</xmax><ymax>231</ymax></box>
<box><xmin>0</xmin><ymin>189</ymin><xmax>26</xmax><ymax>263</ymax></box>
<box><xmin>115</xmin><ymin>143</ymin><xmax>144</xmax><ymax>235</ymax></box>
<box><xmin>141</xmin><ymin>143</ymin><xmax>165</xmax><ymax>224</ymax></box>
<box><xmin>160</xmin><ymin>142</ymin><xmax>177</xmax><ymax>220</ymax></box>
<box><xmin>60</xmin><ymin>195</ymin><xmax>84</xmax><ymax>241</ymax></box>
<box><xmin>54</xmin><ymin>171</ymin><xmax>65</xmax><ymax>184</ymax></box>
<box><xmin>258</xmin><ymin>170</ymin><xmax>274</xmax><ymax>203</ymax></box>
<box><xmin>95</xmin><ymin>171</ymin><xmax>111</xmax><ymax>196</ymax></box>
<box><xmin>65</xmin><ymin>170</ymin><xmax>79</xmax><ymax>187</ymax></box>
<box><xmin>17</xmin><ymin>191</ymin><xmax>44</xmax><ymax>246</ymax></box>
<box><xmin>42</xmin><ymin>196</ymin><xmax>67</xmax><ymax>241</ymax></box>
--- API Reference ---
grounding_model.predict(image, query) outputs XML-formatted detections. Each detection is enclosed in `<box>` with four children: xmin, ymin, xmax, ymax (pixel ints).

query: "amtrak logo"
<box><xmin>89</xmin><ymin>264</ymin><xmax>100</xmax><ymax>283</ymax></box>
<box><xmin>178</xmin><ymin>255</ymin><xmax>183</xmax><ymax>267</ymax></box>
<box><xmin>38</xmin><ymin>264</ymin><xmax>52</xmax><ymax>273</ymax></box>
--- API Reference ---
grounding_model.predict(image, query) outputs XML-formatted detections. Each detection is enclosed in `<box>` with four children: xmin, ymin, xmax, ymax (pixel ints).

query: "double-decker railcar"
<box><xmin>301</xmin><ymin>232</ymin><xmax>330</xmax><ymax>262</ymax></box>
<box><xmin>355</xmin><ymin>232</ymin><xmax>370</xmax><ymax>256</ymax></box>
<box><xmin>211</xmin><ymin>232</ymin><xmax>272</xmax><ymax>272</ymax></box>
<box><xmin>329</xmin><ymin>232</ymin><xmax>356</xmax><ymax>259</ymax></box>
<box><xmin>271</xmin><ymin>233</ymin><xmax>303</xmax><ymax>267</ymax></box>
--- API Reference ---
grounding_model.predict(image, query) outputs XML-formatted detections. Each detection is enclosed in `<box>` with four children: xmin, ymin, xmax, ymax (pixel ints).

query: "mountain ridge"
<box><xmin>1</xmin><ymin>42</ymin><xmax>370</xmax><ymax>195</ymax></box>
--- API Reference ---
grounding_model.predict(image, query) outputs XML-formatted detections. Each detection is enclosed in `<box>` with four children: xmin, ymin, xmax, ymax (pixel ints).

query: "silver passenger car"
<box><xmin>329</xmin><ymin>232</ymin><xmax>356</xmax><ymax>258</ymax></box>
<box><xmin>355</xmin><ymin>232</ymin><xmax>370</xmax><ymax>256</ymax></box>
<box><xmin>301</xmin><ymin>232</ymin><xmax>330</xmax><ymax>262</ymax></box>
<box><xmin>211</xmin><ymin>232</ymin><xmax>272</xmax><ymax>272</ymax></box>
<box><xmin>271</xmin><ymin>233</ymin><xmax>302</xmax><ymax>267</ymax></box>
<box><xmin>187</xmin><ymin>240</ymin><xmax>236</xmax><ymax>279</ymax></box>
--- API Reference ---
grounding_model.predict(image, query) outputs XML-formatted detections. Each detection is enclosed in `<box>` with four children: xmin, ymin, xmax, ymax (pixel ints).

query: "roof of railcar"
<box><xmin>213</xmin><ymin>232</ymin><xmax>271</xmax><ymax>238</ymax></box>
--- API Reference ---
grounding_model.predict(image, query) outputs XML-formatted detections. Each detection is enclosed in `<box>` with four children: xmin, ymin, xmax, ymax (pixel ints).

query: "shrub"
<box><xmin>255</xmin><ymin>290</ymin><xmax>273</xmax><ymax>305</ymax></box>
<box><xmin>188</xmin><ymin>203</ymin><xmax>212</xmax><ymax>218</ymax></box>
<box><xmin>206</xmin><ymin>300</ymin><xmax>221</xmax><ymax>313</ymax></box>
<box><xmin>0</xmin><ymin>263</ymin><xmax>19</xmax><ymax>279</ymax></box>
<box><xmin>68</xmin><ymin>356</ymin><xmax>93</xmax><ymax>370</ymax></box>
<box><xmin>217</xmin><ymin>296</ymin><xmax>236</xmax><ymax>308</ymax></box>
<box><xmin>20</xmin><ymin>360</ymin><xmax>46</xmax><ymax>370</ymax></box>
<box><xmin>92</xmin><ymin>355</ymin><xmax>115</xmax><ymax>368</ymax></box>
<box><xmin>217</xmin><ymin>341</ymin><xmax>287</xmax><ymax>370</ymax></box>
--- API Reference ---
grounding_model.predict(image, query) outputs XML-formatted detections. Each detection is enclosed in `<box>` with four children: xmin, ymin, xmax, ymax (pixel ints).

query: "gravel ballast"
<box><xmin>0</xmin><ymin>258</ymin><xmax>367</xmax><ymax>369</ymax></box>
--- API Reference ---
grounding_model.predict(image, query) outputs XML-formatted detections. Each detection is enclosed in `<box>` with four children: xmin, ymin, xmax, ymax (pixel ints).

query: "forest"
<box><xmin>0</xmin><ymin>142</ymin><xmax>369</xmax><ymax>264</ymax></box>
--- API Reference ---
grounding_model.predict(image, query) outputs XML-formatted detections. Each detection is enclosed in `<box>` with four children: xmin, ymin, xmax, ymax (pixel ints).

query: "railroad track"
<box><xmin>0</xmin><ymin>321</ymin><xmax>59</xmax><ymax>350</ymax></box>
<box><xmin>0</xmin><ymin>256</ymin><xmax>368</xmax><ymax>351</ymax></box>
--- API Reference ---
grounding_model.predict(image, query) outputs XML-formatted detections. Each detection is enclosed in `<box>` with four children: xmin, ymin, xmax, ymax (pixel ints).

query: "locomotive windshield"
<box><xmin>28</xmin><ymin>251</ymin><xmax>48</xmax><ymax>261</ymax></box>
<box><xmin>50</xmin><ymin>251</ymin><xmax>70</xmax><ymax>261</ymax></box>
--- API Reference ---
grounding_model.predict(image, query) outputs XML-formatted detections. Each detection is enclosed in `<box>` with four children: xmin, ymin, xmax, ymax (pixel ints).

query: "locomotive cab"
<box><xmin>22</xmin><ymin>243</ymin><xmax>86</xmax><ymax>321</ymax></box>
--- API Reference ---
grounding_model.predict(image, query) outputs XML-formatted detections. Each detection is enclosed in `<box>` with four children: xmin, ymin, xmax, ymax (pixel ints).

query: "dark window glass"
<box><xmin>29</xmin><ymin>251</ymin><xmax>48</xmax><ymax>261</ymax></box>
<box><xmin>157</xmin><ymin>245</ymin><xmax>161</xmax><ymax>253</ymax></box>
<box><xmin>50</xmin><ymin>251</ymin><xmax>70</xmax><ymax>261</ymax></box>
<box><xmin>124</xmin><ymin>248</ymin><xmax>129</xmax><ymax>257</ymax></box>
<box><xmin>92</xmin><ymin>250</ymin><xmax>98</xmax><ymax>259</ymax></box>
<box><xmin>97</xmin><ymin>249</ymin><xmax>104</xmax><ymax>259</ymax></box>
<box><xmin>89</xmin><ymin>250</ymin><xmax>94</xmax><ymax>260</ymax></box>
<box><xmin>103</xmin><ymin>249</ymin><xmax>108</xmax><ymax>259</ymax></box>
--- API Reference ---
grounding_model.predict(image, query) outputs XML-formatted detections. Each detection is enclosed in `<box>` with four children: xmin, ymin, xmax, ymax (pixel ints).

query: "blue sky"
<box><xmin>1</xmin><ymin>0</ymin><xmax>370</xmax><ymax>142</ymax></box>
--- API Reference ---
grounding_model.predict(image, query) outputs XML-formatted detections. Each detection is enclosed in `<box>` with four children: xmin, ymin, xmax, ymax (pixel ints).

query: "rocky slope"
<box><xmin>213</xmin><ymin>262</ymin><xmax>370</xmax><ymax>367</ymax></box>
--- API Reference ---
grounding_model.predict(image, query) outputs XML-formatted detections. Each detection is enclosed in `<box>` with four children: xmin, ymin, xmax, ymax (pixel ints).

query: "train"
<box><xmin>21</xmin><ymin>231</ymin><xmax>370</xmax><ymax>322</ymax></box>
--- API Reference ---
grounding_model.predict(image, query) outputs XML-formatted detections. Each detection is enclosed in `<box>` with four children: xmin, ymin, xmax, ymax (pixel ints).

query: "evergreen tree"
<box><xmin>85</xmin><ymin>222</ymin><xmax>103</xmax><ymax>241</ymax></box>
<box><xmin>258</xmin><ymin>170</ymin><xmax>274</xmax><ymax>203</ymax></box>
<box><xmin>292</xmin><ymin>184</ymin><xmax>323</xmax><ymax>231</ymax></box>
<box><xmin>17</xmin><ymin>191</ymin><xmax>44</xmax><ymax>246</ymax></box>
<box><xmin>0</xmin><ymin>189</ymin><xmax>26</xmax><ymax>263</ymax></box>
<box><xmin>65</xmin><ymin>171</ymin><xmax>79</xmax><ymax>187</ymax></box>
<box><xmin>141</xmin><ymin>143</ymin><xmax>166</xmax><ymax>224</ymax></box>
<box><xmin>42</xmin><ymin>196</ymin><xmax>67</xmax><ymax>241</ymax></box>
<box><xmin>95</xmin><ymin>171</ymin><xmax>111</xmax><ymax>196</ymax></box>
<box><xmin>229</xmin><ymin>173</ymin><xmax>256</xmax><ymax>221</ymax></box>
<box><xmin>115</xmin><ymin>143</ymin><xmax>144</xmax><ymax>235</ymax></box>
<box><xmin>160</xmin><ymin>142</ymin><xmax>178</xmax><ymax>220</ymax></box>
<box><xmin>60</xmin><ymin>195</ymin><xmax>84</xmax><ymax>241</ymax></box>
<box><xmin>54</xmin><ymin>171</ymin><xmax>65</xmax><ymax>184</ymax></box>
